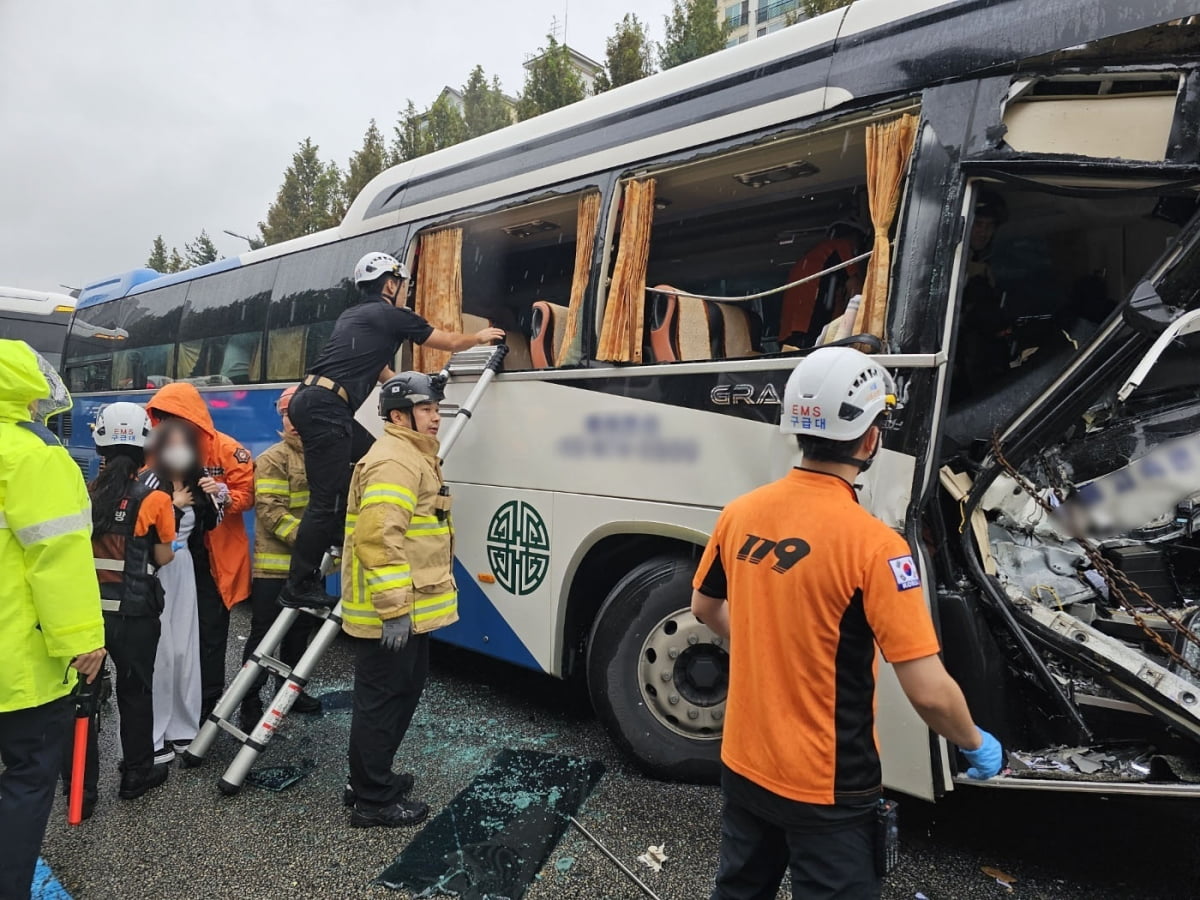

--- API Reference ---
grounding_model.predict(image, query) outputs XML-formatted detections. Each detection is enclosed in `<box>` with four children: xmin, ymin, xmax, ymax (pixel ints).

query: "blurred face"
<box><xmin>281</xmin><ymin>410</ymin><xmax>297</xmax><ymax>437</ymax></box>
<box><xmin>382</xmin><ymin>275</ymin><xmax>407</xmax><ymax>305</ymax></box>
<box><xmin>156</xmin><ymin>427</ymin><xmax>196</xmax><ymax>475</ymax></box>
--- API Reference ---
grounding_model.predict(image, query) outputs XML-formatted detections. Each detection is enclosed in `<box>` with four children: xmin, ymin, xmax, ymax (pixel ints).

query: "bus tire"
<box><xmin>586</xmin><ymin>553</ymin><xmax>726</xmax><ymax>784</ymax></box>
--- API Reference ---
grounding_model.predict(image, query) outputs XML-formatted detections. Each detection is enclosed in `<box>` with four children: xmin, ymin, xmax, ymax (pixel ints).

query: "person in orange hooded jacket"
<box><xmin>145</xmin><ymin>383</ymin><xmax>253</xmax><ymax>718</ymax></box>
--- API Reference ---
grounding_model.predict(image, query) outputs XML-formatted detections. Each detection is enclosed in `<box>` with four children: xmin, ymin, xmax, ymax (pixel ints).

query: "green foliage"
<box><xmin>462</xmin><ymin>66</ymin><xmax>514</xmax><ymax>138</ymax></box>
<box><xmin>259</xmin><ymin>138</ymin><xmax>342</xmax><ymax>245</ymax></box>
<box><xmin>392</xmin><ymin>94</ymin><xmax>467</xmax><ymax>162</ymax></box>
<box><xmin>146</xmin><ymin>234</ymin><xmax>190</xmax><ymax>273</ymax></box>
<box><xmin>594</xmin><ymin>13</ymin><xmax>655</xmax><ymax>92</ymax></box>
<box><xmin>517</xmin><ymin>35</ymin><xmax>586</xmax><ymax>121</ymax></box>
<box><xmin>339</xmin><ymin>119</ymin><xmax>389</xmax><ymax>216</ymax></box>
<box><xmin>147</xmin><ymin>235</ymin><xmax>170</xmax><ymax>272</ymax></box>
<box><xmin>183</xmin><ymin>229</ymin><xmax>220</xmax><ymax>268</ymax></box>
<box><xmin>800</xmin><ymin>0</ymin><xmax>853</xmax><ymax>17</ymax></box>
<box><xmin>660</xmin><ymin>0</ymin><xmax>728</xmax><ymax>70</ymax></box>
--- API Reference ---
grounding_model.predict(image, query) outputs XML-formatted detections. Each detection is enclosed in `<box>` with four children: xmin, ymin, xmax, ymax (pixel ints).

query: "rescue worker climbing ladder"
<box><xmin>279</xmin><ymin>251</ymin><xmax>503</xmax><ymax>610</ymax></box>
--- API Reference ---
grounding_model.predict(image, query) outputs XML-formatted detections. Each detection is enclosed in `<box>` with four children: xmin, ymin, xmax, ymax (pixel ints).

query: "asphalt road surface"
<box><xmin>37</xmin><ymin>604</ymin><xmax>1200</xmax><ymax>899</ymax></box>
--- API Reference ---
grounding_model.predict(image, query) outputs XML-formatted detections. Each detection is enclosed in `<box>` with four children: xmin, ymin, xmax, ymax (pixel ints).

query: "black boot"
<box><xmin>350</xmin><ymin>798</ymin><xmax>429</xmax><ymax>828</ymax></box>
<box><xmin>343</xmin><ymin>773</ymin><xmax>413</xmax><ymax>807</ymax></box>
<box><xmin>291</xmin><ymin>690</ymin><xmax>322</xmax><ymax>715</ymax></box>
<box><xmin>278</xmin><ymin>576</ymin><xmax>339</xmax><ymax>610</ymax></box>
<box><xmin>239</xmin><ymin>697</ymin><xmax>264</xmax><ymax>732</ymax></box>
<box><xmin>118</xmin><ymin>763</ymin><xmax>169</xmax><ymax>800</ymax></box>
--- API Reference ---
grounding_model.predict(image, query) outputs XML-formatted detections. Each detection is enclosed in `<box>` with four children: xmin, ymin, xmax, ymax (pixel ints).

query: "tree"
<box><xmin>594</xmin><ymin>14</ymin><xmax>656</xmax><ymax>92</ymax></box>
<box><xmin>392</xmin><ymin>95</ymin><xmax>467</xmax><ymax>162</ymax></box>
<box><xmin>800</xmin><ymin>0</ymin><xmax>854</xmax><ymax>17</ymax></box>
<box><xmin>167</xmin><ymin>247</ymin><xmax>185</xmax><ymax>273</ymax></box>
<box><xmin>462</xmin><ymin>66</ymin><xmax>513</xmax><ymax>139</ymax></box>
<box><xmin>517</xmin><ymin>35</ymin><xmax>586</xmax><ymax>121</ymax></box>
<box><xmin>184</xmin><ymin>229</ymin><xmax>220</xmax><ymax>268</ymax></box>
<box><xmin>660</xmin><ymin>0</ymin><xmax>728</xmax><ymax>70</ymax></box>
<box><xmin>147</xmin><ymin>235</ymin><xmax>170</xmax><ymax>272</ymax></box>
<box><xmin>259</xmin><ymin>138</ymin><xmax>342</xmax><ymax>245</ymax></box>
<box><xmin>339</xmin><ymin>119</ymin><xmax>389</xmax><ymax>216</ymax></box>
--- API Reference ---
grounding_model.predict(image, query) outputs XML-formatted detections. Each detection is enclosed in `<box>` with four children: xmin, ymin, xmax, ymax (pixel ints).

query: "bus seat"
<box><xmin>647</xmin><ymin>285</ymin><xmax>758</xmax><ymax>361</ymax></box>
<box><xmin>530</xmin><ymin>301</ymin><xmax>570</xmax><ymax>368</ymax></box>
<box><xmin>778</xmin><ymin>238</ymin><xmax>863</xmax><ymax>344</ymax></box>
<box><xmin>463</xmin><ymin>313</ymin><xmax>531</xmax><ymax>371</ymax></box>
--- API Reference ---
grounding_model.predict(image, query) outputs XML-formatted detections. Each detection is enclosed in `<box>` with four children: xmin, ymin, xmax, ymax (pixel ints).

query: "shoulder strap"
<box><xmin>16</xmin><ymin>421</ymin><xmax>61</xmax><ymax>446</ymax></box>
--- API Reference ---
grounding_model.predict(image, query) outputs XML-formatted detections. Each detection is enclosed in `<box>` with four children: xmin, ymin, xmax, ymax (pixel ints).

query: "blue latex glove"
<box><xmin>171</xmin><ymin>539</ymin><xmax>187</xmax><ymax>552</ymax></box>
<box><xmin>961</xmin><ymin>728</ymin><xmax>1003</xmax><ymax>779</ymax></box>
<box><xmin>380</xmin><ymin>615</ymin><xmax>412</xmax><ymax>653</ymax></box>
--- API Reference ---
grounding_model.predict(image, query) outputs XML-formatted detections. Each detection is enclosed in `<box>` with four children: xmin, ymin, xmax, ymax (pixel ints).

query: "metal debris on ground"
<box><xmin>637</xmin><ymin>844</ymin><xmax>668</xmax><ymax>873</ymax></box>
<box><xmin>1006</xmin><ymin>745</ymin><xmax>1156</xmax><ymax>782</ymax></box>
<box><xmin>981</xmin><ymin>866</ymin><xmax>1017</xmax><ymax>892</ymax></box>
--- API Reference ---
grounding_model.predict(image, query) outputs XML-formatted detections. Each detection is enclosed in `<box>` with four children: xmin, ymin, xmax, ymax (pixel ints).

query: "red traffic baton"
<box><xmin>67</xmin><ymin>673</ymin><xmax>101</xmax><ymax>826</ymax></box>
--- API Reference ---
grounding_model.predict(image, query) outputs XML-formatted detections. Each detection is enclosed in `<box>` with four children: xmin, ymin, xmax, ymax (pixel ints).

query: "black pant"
<box><xmin>103</xmin><ymin>613</ymin><xmax>161</xmax><ymax>775</ymax></box>
<box><xmin>286</xmin><ymin>386</ymin><xmax>375</xmax><ymax>583</ymax></box>
<box><xmin>712</xmin><ymin>796</ymin><xmax>880</xmax><ymax>900</ymax></box>
<box><xmin>193</xmin><ymin>545</ymin><xmax>231</xmax><ymax>711</ymax></box>
<box><xmin>348</xmin><ymin>633</ymin><xmax>430</xmax><ymax>808</ymax></box>
<box><xmin>242</xmin><ymin>577</ymin><xmax>318</xmax><ymax>698</ymax></box>
<box><xmin>0</xmin><ymin>696</ymin><xmax>72</xmax><ymax>900</ymax></box>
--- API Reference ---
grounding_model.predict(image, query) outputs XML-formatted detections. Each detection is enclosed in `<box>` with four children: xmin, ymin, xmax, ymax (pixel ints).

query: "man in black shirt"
<box><xmin>280</xmin><ymin>252</ymin><xmax>503</xmax><ymax>609</ymax></box>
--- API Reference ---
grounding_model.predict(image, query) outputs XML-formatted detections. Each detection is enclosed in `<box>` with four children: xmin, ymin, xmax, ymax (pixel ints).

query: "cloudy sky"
<box><xmin>0</xmin><ymin>0</ymin><xmax>676</xmax><ymax>293</ymax></box>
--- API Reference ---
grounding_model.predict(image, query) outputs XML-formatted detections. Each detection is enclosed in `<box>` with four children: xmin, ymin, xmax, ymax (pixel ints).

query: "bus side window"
<box><xmin>410</xmin><ymin>190</ymin><xmax>601</xmax><ymax>371</ymax></box>
<box><xmin>606</xmin><ymin>124</ymin><xmax>874</xmax><ymax>365</ymax></box>
<box><xmin>266</xmin><ymin>230</ymin><xmax>407</xmax><ymax>381</ymax></box>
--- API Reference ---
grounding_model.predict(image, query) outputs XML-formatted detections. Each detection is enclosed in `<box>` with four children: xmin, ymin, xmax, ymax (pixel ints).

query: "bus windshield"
<box><xmin>0</xmin><ymin>314</ymin><xmax>71</xmax><ymax>370</ymax></box>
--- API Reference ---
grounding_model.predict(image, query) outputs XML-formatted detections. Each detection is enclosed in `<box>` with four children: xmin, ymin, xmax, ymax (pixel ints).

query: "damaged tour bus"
<box><xmin>63</xmin><ymin>0</ymin><xmax>1200</xmax><ymax>799</ymax></box>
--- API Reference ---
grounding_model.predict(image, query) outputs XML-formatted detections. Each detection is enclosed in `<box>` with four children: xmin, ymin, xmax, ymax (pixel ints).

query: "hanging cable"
<box><xmin>643</xmin><ymin>250</ymin><xmax>874</xmax><ymax>304</ymax></box>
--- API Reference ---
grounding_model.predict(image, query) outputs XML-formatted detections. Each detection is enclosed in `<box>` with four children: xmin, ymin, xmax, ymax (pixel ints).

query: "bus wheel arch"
<box><xmin>585</xmin><ymin>550</ymin><xmax>725</xmax><ymax>783</ymax></box>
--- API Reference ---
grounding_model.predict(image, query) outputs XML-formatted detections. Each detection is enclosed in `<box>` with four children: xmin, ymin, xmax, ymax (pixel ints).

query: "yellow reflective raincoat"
<box><xmin>0</xmin><ymin>340</ymin><xmax>104</xmax><ymax>713</ymax></box>
<box><xmin>341</xmin><ymin>423</ymin><xmax>457</xmax><ymax>639</ymax></box>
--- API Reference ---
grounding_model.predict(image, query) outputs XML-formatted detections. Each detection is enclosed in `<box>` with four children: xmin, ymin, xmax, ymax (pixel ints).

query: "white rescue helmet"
<box><xmin>93</xmin><ymin>401</ymin><xmax>152</xmax><ymax>448</ymax></box>
<box><xmin>353</xmin><ymin>252</ymin><xmax>408</xmax><ymax>288</ymax></box>
<box><xmin>780</xmin><ymin>347</ymin><xmax>896</xmax><ymax>442</ymax></box>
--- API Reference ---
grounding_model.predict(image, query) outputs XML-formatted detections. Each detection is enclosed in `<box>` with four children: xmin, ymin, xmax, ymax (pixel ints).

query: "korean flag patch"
<box><xmin>888</xmin><ymin>555</ymin><xmax>921</xmax><ymax>591</ymax></box>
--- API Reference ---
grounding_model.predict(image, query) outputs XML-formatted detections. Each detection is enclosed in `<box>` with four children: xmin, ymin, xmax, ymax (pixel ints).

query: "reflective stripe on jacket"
<box><xmin>252</xmin><ymin>433</ymin><xmax>307</xmax><ymax>579</ymax></box>
<box><xmin>341</xmin><ymin>423</ymin><xmax>457</xmax><ymax>639</ymax></box>
<box><xmin>0</xmin><ymin>340</ymin><xmax>104</xmax><ymax>713</ymax></box>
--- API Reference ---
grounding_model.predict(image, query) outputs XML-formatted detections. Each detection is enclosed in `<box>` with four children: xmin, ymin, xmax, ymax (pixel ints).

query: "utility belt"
<box><xmin>302</xmin><ymin>375</ymin><xmax>350</xmax><ymax>405</ymax></box>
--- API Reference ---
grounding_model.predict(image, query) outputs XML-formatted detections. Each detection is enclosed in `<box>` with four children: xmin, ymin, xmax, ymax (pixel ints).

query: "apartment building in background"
<box><xmin>722</xmin><ymin>0</ymin><xmax>806</xmax><ymax>46</ymax></box>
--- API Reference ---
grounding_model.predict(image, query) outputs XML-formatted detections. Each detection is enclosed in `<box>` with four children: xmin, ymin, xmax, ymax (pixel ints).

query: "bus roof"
<box><xmin>0</xmin><ymin>286</ymin><xmax>77</xmax><ymax>316</ymax></box>
<box><xmin>74</xmin><ymin>0</ymin><xmax>1195</xmax><ymax>307</ymax></box>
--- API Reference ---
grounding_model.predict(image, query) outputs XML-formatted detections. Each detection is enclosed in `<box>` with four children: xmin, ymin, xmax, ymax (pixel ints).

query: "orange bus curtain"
<box><xmin>596</xmin><ymin>179</ymin><xmax>656</xmax><ymax>363</ymax></box>
<box><xmin>559</xmin><ymin>191</ymin><xmax>602</xmax><ymax>366</ymax></box>
<box><xmin>413</xmin><ymin>227</ymin><xmax>463</xmax><ymax>373</ymax></box>
<box><xmin>853</xmin><ymin>114</ymin><xmax>919</xmax><ymax>343</ymax></box>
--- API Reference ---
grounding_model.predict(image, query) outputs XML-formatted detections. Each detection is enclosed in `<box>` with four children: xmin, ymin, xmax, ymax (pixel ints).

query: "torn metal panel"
<box><xmin>1017</xmin><ymin>602</ymin><xmax>1200</xmax><ymax>736</ymax></box>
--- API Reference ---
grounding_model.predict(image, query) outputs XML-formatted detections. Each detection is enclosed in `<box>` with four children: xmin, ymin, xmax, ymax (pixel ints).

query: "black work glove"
<box><xmin>380</xmin><ymin>615</ymin><xmax>412</xmax><ymax>652</ymax></box>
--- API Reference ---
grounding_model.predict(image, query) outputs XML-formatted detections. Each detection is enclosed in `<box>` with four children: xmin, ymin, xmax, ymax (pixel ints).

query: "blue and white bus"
<box><xmin>64</xmin><ymin>0</ymin><xmax>1200</xmax><ymax>799</ymax></box>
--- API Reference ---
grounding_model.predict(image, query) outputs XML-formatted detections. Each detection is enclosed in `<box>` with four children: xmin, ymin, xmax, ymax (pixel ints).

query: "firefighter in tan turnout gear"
<box><xmin>341</xmin><ymin>371</ymin><xmax>456</xmax><ymax>828</ymax></box>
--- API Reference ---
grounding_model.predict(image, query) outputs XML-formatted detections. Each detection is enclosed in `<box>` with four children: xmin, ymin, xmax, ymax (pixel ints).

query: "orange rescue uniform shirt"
<box><xmin>92</xmin><ymin>489</ymin><xmax>176</xmax><ymax>588</ymax></box>
<box><xmin>693</xmin><ymin>469</ymin><xmax>940</xmax><ymax>805</ymax></box>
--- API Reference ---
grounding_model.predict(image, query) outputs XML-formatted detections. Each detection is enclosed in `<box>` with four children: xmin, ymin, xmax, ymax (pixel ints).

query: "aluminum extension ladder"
<box><xmin>181</xmin><ymin>344</ymin><xmax>509</xmax><ymax>795</ymax></box>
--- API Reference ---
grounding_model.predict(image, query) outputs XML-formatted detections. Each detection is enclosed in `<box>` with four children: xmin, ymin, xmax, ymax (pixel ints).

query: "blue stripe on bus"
<box><xmin>438</xmin><ymin>559</ymin><xmax>543</xmax><ymax>673</ymax></box>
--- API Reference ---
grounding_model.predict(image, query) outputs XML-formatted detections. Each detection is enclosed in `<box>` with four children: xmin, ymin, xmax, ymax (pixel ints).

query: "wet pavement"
<box><xmin>39</xmin><ymin>604</ymin><xmax>1200</xmax><ymax>899</ymax></box>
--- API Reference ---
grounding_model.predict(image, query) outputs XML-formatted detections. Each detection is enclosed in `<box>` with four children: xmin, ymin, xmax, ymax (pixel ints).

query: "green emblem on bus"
<box><xmin>486</xmin><ymin>500</ymin><xmax>550</xmax><ymax>596</ymax></box>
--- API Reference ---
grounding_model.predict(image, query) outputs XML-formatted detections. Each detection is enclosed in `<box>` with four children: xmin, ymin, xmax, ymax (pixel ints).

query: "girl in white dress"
<box><xmin>149</xmin><ymin>420</ymin><xmax>216</xmax><ymax>761</ymax></box>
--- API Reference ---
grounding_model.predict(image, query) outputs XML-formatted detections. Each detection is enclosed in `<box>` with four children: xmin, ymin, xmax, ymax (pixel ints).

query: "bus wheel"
<box><xmin>586</xmin><ymin>554</ymin><xmax>726</xmax><ymax>783</ymax></box>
